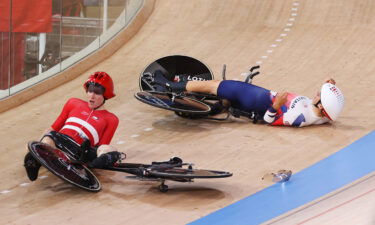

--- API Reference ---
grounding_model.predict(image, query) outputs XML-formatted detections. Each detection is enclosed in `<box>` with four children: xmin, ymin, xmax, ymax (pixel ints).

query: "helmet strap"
<box><xmin>313</xmin><ymin>100</ymin><xmax>321</xmax><ymax>108</ymax></box>
<box><xmin>93</xmin><ymin>99</ymin><xmax>106</xmax><ymax>110</ymax></box>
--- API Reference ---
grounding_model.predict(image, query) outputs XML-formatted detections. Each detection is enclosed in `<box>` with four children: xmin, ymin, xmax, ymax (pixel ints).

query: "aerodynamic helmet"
<box><xmin>84</xmin><ymin>72</ymin><xmax>115</xmax><ymax>99</ymax></box>
<box><xmin>320</xmin><ymin>83</ymin><xmax>344</xmax><ymax>121</ymax></box>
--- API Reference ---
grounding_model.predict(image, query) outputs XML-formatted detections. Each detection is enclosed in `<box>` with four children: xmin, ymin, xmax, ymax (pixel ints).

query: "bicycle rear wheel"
<box><xmin>135</xmin><ymin>91</ymin><xmax>212</xmax><ymax>115</ymax></box>
<box><xmin>28</xmin><ymin>141</ymin><xmax>101</xmax><ymax>192</ymax></box>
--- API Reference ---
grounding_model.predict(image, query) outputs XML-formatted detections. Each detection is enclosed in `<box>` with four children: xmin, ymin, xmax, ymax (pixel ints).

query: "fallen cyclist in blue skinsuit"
<box><xmin>149</xmin><ymin>70</ymin><xmax>345</xmax><ymax>127</ymax></box>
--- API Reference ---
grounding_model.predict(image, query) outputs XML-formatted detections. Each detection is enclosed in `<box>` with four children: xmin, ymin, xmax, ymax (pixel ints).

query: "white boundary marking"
<box><xmin>251</xmin><ymin>0</ymin><xmax>299</xmax><ymax>67</ymax></box>
<box><xmin>117</xmin><ymin>140</ymin><xmax>125</xmax><ymax>145</ymax></box>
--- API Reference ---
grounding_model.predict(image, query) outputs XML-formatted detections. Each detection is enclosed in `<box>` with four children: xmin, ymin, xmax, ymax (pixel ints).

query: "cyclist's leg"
<box><xmin>216</xmin><ymin>80</ymin><xmax>272</xmax><ymax>113</ymax></box>
<box><xmin>186</xmin><ymin>80</ymin><xmax>221</xmax><ymax>95</ymax></box>
<box><xmin>40</xmin><ymin>135</ymin><xmax>56</xmax><ymax>148</ymax></box>
<box><xmin>89</xmin><ymin>145</ymin><xmax>125</xmax><ymax>168</ymax></box>
<box><xmin>96</xmin><ymin>145</ymin><xmax>119</xmax><ymax>156</ymax></box>
<box><xmin>151</xmin><ymin>70</ymin><xmax>187</xmax><ymax>92</ymax></box>
<box><xmin>152</xmin><ymin>70</ymin><xmax>220</xmax><ymax>93</ymax></box>
<box><xmin>24</xmin><ymin>132</ymin><xmax>58</xmax><ymax>181</ymax></box>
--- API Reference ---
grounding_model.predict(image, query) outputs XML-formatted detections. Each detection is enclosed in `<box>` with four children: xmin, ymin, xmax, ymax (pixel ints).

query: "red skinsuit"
<box><xmin>51</xmin><ymin>98</ymin><xmax>119</xmax><ymax>146</ymax></box>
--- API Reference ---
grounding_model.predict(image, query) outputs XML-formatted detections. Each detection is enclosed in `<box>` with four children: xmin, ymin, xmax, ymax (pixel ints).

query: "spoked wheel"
<box><xmin>150</xmin><ymin>166</ymin><xmax>232</xmax><ymax>193</ymax></box>
<box><xmin>148</xmin><ymin>166</ymin><xmax>233</xmax><ymax>179</ymax></box>
<box><xmin>135</xmin><ymin>91</ymin><xmax>212</xmax><ymax>116</ymax></box>
<box><xmin>28</xmin><ymin>141</ymin><xmax>101</xmax><ymax>192</ymax></box>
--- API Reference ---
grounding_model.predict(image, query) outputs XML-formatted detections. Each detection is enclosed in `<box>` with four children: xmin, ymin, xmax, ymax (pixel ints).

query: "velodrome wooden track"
<box><xmin>1</xmin><ymin>0</ymin><xmax>375</xmax><ymax>224</ymax></box>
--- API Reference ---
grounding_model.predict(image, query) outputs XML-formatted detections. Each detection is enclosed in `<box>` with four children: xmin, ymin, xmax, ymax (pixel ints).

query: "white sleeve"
<box><xmin>263</xmin><ymin>109</ymin><xmax>277</xmax><ymax>123</ymax></box>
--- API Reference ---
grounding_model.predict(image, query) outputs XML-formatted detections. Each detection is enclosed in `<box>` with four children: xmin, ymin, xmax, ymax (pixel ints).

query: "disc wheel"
<box><xmin>28</xmin><ymin>141</ymin><xmax>101</xmax><ymax>192</ymax></box>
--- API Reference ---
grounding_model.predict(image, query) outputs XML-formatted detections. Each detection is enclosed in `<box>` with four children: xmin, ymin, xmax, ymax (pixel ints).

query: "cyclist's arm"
<box><xmin>98</xmin><ymin>114</ymin><xmax>119</xmax><ymax>146</ymax></box>
<box><xmin>51</xmin><ymin>98</ymin><xmax>74</xmax><ymax>131</ymax></box>
<box><xmin>263</xmin><ymin>92</ymin><xmax>287</xmax><ymax>124</ymax></box>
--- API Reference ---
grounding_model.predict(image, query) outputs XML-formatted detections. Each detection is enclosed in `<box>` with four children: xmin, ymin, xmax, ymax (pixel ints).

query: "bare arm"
<box><xmin>272</xmin><ymin>92</ymin><xmax>288</xmax><ymax>110</ymax></box>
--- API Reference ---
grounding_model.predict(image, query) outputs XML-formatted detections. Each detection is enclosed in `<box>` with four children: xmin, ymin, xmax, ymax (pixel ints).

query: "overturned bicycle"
<box><xmin>135</xmin><ymin>55</ymin><xmax>263</xmax><ymax>123</ymax></box>
<box><xmin>27</xmin><ymin>132</ymin><xmax>232</xmax><ymax>193</ymax></box>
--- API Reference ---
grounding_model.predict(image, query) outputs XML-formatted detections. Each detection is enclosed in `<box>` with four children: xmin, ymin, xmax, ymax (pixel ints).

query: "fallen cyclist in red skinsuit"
<box><xmin>24</xmin><ymin>72</ymin><xmax>123</xmax><ymax>181</ymax></box>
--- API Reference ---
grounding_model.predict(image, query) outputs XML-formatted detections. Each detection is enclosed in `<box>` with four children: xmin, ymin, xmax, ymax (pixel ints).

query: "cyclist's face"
<box><xmin>312</xmin><ymin>92</ymin><xmax>332</xmax><ymax>120</ymax></box>
<box><xmin>312</xmin><ymin>91</ymin><xmax>321</xmax><ymax>105</ymax></box>
<box><xmin>312</xmin><ymin>92</ymin><xmax>323</xmax><ymax>117</ymax></box>
<box><xmin>87</xmin><ymin>85</ymin><xmax>105</xmax><ymax>109</ymax></box>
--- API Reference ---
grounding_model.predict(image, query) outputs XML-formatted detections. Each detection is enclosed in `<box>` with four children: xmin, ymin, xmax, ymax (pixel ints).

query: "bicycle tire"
<box><xmin>148</xmin><ymin>167</ymin><xmax>232</xmax><ymax>179</ymax></box>
<box><xmin>135</xmin><ymin>91</ymin><xmax>212</xmax><ymax>115</ymax></box>
<box><xmin>28</xmin><ymin>141</ymin><xmax>101</xmax><ymax>192</ymax></box>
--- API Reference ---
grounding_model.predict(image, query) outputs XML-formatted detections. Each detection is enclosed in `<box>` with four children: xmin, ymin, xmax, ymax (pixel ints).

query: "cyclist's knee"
<box><xmin>41</xmin><ymin>136</ymin><xmax>56</xmax><ymax>148</ymax></box>
<box><xmin>97</xmin><ymin>145</ymin><xmax>118</xmax><ymax>156</ymax></box>
<box><xmin>186</xmin><ymin>80</ymin><xmax>221</xmax><ymax>95</ymax></box>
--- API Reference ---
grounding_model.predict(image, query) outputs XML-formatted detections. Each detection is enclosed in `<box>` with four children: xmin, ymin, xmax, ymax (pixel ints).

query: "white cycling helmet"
<box><xmin>320</xmin><ymin>83</ymin><xmax>345</xmax><ymax>121</ymax></box>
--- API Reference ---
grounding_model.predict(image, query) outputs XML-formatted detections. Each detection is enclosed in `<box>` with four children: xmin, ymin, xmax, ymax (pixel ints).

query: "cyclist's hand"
<box><xmin>325</xmin><ymin>78</ymin><xmax>336</xmax><ymax>85</ymax></box>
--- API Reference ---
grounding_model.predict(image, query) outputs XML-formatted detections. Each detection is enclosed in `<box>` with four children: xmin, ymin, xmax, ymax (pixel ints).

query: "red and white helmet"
<box><xmin>320</xmin><ymin>83</ymin><xmax>344</xmax><ymax>121</ymax></box>
<box><xmin>84</xmin><ymin>72</ymin><xmax>115</xmax><ymax>99</ymax></box>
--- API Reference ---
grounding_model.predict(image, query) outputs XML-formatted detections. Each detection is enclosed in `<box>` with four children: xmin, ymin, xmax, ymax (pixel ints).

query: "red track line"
<box><xmin>296</xmin><ymin>187</ymin><xmax>375</xmax><ymax>225</ymax></box>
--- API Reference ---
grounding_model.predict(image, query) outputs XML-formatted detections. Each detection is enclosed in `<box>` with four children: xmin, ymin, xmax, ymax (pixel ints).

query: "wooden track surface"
<box><xmin>1</xmin><ymin>0</ymin><xmax>374</xmax><ymax>224</ymax></box>
<box><xmin>267</xmin><ymin>173</ymin><xmax>375</xmax><ymax>225</ymax></box>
